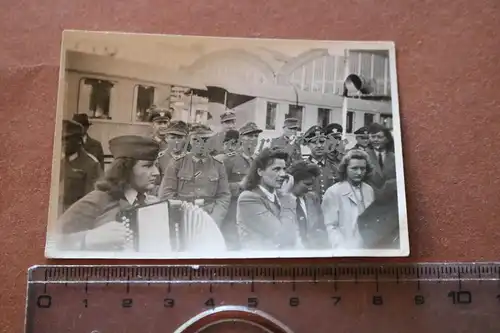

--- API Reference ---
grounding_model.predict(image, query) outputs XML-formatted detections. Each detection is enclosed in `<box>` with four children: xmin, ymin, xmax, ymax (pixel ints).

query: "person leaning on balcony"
<box><xmin>158</xmin><ymin>124</ymin><xmax>231</xmax><ymax>227</ymax></box>
<box><xmin>149</xmin><ymin>106</ymin><xmax>173</xmax><ymax>152</ymax></box>
<box><xmin>55</xmin><ymin>135</ymin><xmax>160</xmax><ymax>251</ymax></box>
<box><xmin>270</xmin><ymin>117</ymin><xmax>302</xmax><ymax>166</ymax></box>
<box><xmin>209</xmin><ymin>110</ymin><xmax>237</xmax><ymax>156</ymax></box>
<box><xmin>60</xmin><ymin>120</ymin><xmax>103</xmax><ymax>213</ymax></box>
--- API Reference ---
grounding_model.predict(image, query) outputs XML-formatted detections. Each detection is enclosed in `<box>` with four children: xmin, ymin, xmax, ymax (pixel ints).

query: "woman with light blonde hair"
<box><xmin>321</xmin><ymin>149</ymin><xmax>375</xmax><ymax>249</ymax></box>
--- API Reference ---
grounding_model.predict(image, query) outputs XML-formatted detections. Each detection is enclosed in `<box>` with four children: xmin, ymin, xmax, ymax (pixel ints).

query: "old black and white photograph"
<box><xmin>45</xmin><ymin>30</ymin><xmax>408</xmax><ymax>258</ymax></box>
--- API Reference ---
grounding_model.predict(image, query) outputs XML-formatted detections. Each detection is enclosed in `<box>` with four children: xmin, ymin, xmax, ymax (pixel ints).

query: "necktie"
<box><xmin>378</xmin><ymin>152</ymin><xmax>384</xmax><ymax>170</ymax></box>
<box><xmin>295</xmin><ymin>197</ymin><xmax>307</xmax><ymax>240</ymax></box>
<box><xmin>135</xmin><ymin>193</ymin><xmax>146</xmax><ymax>206</ymax></box>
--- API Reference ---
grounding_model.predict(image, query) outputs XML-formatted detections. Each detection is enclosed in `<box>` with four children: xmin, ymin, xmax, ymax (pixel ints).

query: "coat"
<box><xmin>83</xmin><ymin>135</ymin><xmax>105</xmax><ymax>170</ymax></box>
<box><xmin>217</xmin><ymin>152</ymin><xmax>253</xmax><ymax>250</ymax></box>
<box><xmin>357</xmin><ymin>183</ymin><xmax>400</xmax><ymax>249</ymax></box>
<box><xmin>365</xmin><ymin>148</ymin><xmax>397</xmax><ymax>202</ymax></box>
<box><xmin>270</xmin><ymin>135</ymin><xmax>302</xmax><ymax>165</ymax></box>
<box><xmin>306</xmin><ymin>155</ymin><xmax>337</xmax><ymax>199</ymax></box>
<box><xmin>236</xmin><ymin>187</ymin><xmax>301</xmax><ymax>250</ymax></box>
<box><xmin>158</xmin><ymin>153</ymin><xmax>231</xmax><ymax>226</ymax></box>
<box><xmin>293</xmin><ymin>192</ymin><xmax>331</xmax><ymax>249</ymax></box>
<box><xmin>321</xmin><ymin>181</ymin><xmax>375</xmax><ymax>249</ymax></box>
<box><xmin>56</xmin><ymin>190</ymin><xmax>157</xmax><ymax>251</ymax></box>
<box><xmin>61</xmin><ymin>150</ymin><xmax>103</xmax><ymax>212</ymax></box>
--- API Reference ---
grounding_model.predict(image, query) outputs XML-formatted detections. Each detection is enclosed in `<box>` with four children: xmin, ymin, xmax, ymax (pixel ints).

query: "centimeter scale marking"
<box><xmin>26</xmin><ymin>263</ymin><xmax>500</xmax><ymax>333</ymax></box>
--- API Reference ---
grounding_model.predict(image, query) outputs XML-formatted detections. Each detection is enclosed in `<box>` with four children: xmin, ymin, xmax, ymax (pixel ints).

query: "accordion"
<box><xmin>116</xmin><ymin>199</ymin><xmax>227</xmax><ymax>254</ymax></box>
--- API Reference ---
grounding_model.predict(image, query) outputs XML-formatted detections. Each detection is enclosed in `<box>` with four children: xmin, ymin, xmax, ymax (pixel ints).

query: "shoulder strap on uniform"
<box><xmin>83</xmin><ymin>150</ymin><xmax>99</xmax><ymax>164</ymax></box>
<box><xmin>173</xmin><ymin>153</ymin><xmax>186</xmax><ymax>161</ymax></box>
<box><xmin>157</xmin><ymin>149</ymin><xmax>169</xmax><ymax>158</ymax></box>
<box><xmin>212</xmin><ymin>155</ymin><xmax>224</xmax><ymax>163</ymax></box>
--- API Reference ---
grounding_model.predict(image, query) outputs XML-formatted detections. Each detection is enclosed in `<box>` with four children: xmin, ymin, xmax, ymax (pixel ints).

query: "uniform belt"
<box><xmin>177</xmin><ymin>196</ymin><xmax>215</xmax><ymax>205</ymax></box>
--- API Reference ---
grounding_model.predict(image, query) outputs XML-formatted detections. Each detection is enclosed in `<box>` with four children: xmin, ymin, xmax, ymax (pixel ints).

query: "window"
<box><xmin>286</xmin><ymin>55</ymin><xmax>347</xmax><ymax>96</ymax></box>
<box><xmin>265</xmin><ymin>102</ymin><xmax>277</xmax><ymax>130</ymax></box>
<box><xmin>346</xmin><ymin>111</ymin><xmax>354</xmax><ymax>133</ymax></box>
<box><xmin>135</xmin><ymin>85</ymin><xmax>155</xmax><ymax>122</ymax></box>
<box><xmin>364</xmin><ymin>113</ymin><xmax>375</xmax><ymax>127</ymax></box>
<box><xmin>318</xmin><ymin>108</ymin><xmax>331</xmax><ymax>128</ymax></box>
<box><xmin>380</xmin><ymin>114</ymin><xmax>393</xmax><ymax>130</ymax></box>
<box><xmin>78</xmin><ymin>78</ymin><xmax>114</xmax><ymax>119</ymax></box>
<box><xmin>287</xmin><ymin>105</ymin><xmax>304</xmax><ymax>128</ymax></box>
<box><xmin>194</xmin><ymin>110</ymin><xmax>205</xmax><ymax>123</ymax></box>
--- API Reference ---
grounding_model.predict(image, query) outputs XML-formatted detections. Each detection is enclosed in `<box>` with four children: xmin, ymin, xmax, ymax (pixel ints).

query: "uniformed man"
<box><xmin>217</xmin><ymin>122</ymin><xmax>263</xmax><ymax>250</ymax></box>
<box><xmin>149</xmin><ymin>106</ymin><xmax>173</xmax><ymax>152</ymax></box>
<box><xmin>221</xmin><ymin>129</ymin><xmax>241</xmax><ymax>156</ymax></box>
<box><xmin>72</xmin><ymin>113</ymin><xmax>105</xmax><ymax>170</ymax></box>
<box><xmin>157</xmin><ymin>120</ymin><xmax>190</xmax><ymax>175</ymax></box>
<box><xmin>270</xmin><ymin>117</ymin><xmax>302</xmax><ymax>166</ymax></box>
<box><xmin>159</xmin><ymin>124</ymin><xmax>231</xmax><ymax>227</ymax></box>
<box><xmin>302</xmin><ymin>125</ymin><xmax>337</xmax><ymax>199</ymax></box>
<box><xmin>60</xmin><ymin>119</ymin><xmax>103</xmax><ymax>212</ymax></box>
<box><xmin>324</xmin><ymin>123</ymin><xmax>346</xmax><ymax>171</ymax></box>
<box><xmin>351</xmin><ymin>126</ymin><xmax>370</xmax><ymax>151</ymax></box>
<box><xmin>210</xmin><ymin>110</ymin><xmax>237</xmax><ymax>155</ymax></box>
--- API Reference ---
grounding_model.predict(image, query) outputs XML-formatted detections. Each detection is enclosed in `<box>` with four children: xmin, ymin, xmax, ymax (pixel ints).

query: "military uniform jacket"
<box><xmin>216</xmin><ymin>152</ymin><xmax>254</xmax><ymax>250</ymax></box>
<box><xmin>61</xmin><ymin>150</ymin><xmax>103</xmax><ymax>212</ymax></box>
<box><xmin>157</xmin><ymin>150</ymin><xmax>179</xmax><ymax>176</ymax></box>
<box><xmin>270</xmin><ymin>135</ymin><xmax>302</xmax><ymax>165</ymax></box>
<box><xmin>152</xmin><ymin>136</ymin><xmax>169</xmax><ymax>152</ymax></box>
<box><xmin>56</xmin><ymin>190</ymin><xmax>157</xmax><ymax>251</ymax></box>
<box><xmin>349</xmin><ymin>144</ymin><xmax>367</xmax><ymax>151</ymax></box>
<box><xmin>222</xmin><ymin>153</ymin><xmax>253</xmax><ymax>197</ymax></box>
<box><xmin>83</xmin><ymin>135</ymin><xmax>105</xmax><ymax>169</ymax></box>
<box><xmin>236</xmin><ymin>187</ymin><xmax>301</xmax><ymax>250</ymax></box>
<box><xmin>208</xmin><ymin>131</ymin><xmax>226</xmax><ymax>156</ymax></box>
<box><xmin>307</xmin><ymin>155</ymin><xmax>337</xmax><ymax>199</ymax></box>
<box><xmin>158</xmin><ymin>153</ymin><xmax>231</xmax><ymax>226</ymax></box>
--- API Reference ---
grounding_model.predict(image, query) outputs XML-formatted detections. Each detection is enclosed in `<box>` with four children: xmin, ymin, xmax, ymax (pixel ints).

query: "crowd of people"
<box><xmin>55</xmin><ymin>106</ymin><xmax>399</xmax><ymax>253</ymax></box>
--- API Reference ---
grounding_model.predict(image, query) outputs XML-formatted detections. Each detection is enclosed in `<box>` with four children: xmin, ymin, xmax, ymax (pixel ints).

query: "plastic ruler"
<box><xmin>25</xmin><ymin>263</ymin><xmax>500</xmax><ymax>333</ymax></box>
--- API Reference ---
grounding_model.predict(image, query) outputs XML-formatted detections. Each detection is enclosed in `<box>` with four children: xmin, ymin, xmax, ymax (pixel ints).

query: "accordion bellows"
<box><xmin>119</xmin><ymin>200</ymin><xmax>227</xmax><ymax>253</ymax></box>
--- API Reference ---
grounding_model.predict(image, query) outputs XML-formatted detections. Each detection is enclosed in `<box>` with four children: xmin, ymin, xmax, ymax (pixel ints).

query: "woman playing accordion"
<box><xmin>54</xmin><ymin>135</ymin><xmax>226</xmax><ymax>254</ymax></box>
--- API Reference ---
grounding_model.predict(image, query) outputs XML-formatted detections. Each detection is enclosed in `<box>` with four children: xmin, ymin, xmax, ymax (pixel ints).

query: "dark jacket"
<box><xmin>83</xmin><ymin>135</ymin><xmax>105</xmax><ymax>170</ymax></box>
<box><xmin>237</xmin><ymin>187</ymin><xmax>300</xmax><ymax>250</ymax></box>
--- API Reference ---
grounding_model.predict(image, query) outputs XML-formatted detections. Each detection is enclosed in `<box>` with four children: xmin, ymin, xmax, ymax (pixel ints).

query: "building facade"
<box><xmin>62</xmin><ymin>44</ymin><xmax>392</xmax><ymax>156</ymax></box>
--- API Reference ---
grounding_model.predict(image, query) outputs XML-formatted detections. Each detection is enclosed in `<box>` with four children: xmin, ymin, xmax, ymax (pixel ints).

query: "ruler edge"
<box><xmin>26</xmin><ymin>262</ymin><xmax>500</xmax><ymax>270</ymax></box>
<box><xmin>24</xmin><ymin>262</ymin><xmax>500</xmax><ymax>333</ymax></box>
<box><xmin>25</xmin><ymin>262</ymin><xmax>500</xmax><ymax>283</ymax></box>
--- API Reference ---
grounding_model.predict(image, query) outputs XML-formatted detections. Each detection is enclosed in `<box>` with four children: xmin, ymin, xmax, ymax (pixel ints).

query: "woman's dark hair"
<box><xmin>244</xmin><ymin>148</ymin><xmax>289</xmax><ymax>191</ymax></box>
<box><xmin>336</xmin><ymin>149</ymin><xmax>374</xmax><ymax>182</ymax></box>
<box><xmin>368</xmin><ymin>123</ymin><xmax>394</xmax><ymax>152</ymax></box>
<box><xmin>95</xmin><ymin>157</ymin><xmax>137</xmax><ymax>200</ymax></box>
<box><xmin>288</xmin><ymin>160</ymin><xmax>321</xmax><ymax>183</ymax></box>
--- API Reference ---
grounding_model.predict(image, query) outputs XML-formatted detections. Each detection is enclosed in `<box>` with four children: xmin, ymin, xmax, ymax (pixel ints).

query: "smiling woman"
<box><xmin>53</xmin><ymin>135</ymin><xmax>161</xmax><ymax>252</ymax></box>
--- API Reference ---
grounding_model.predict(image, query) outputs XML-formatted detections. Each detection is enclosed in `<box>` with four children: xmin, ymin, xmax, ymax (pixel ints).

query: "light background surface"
<box><xmin>1</xmin><ymin>1</ymin><xmax>499</xmax><ymax>331</ymax></box>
